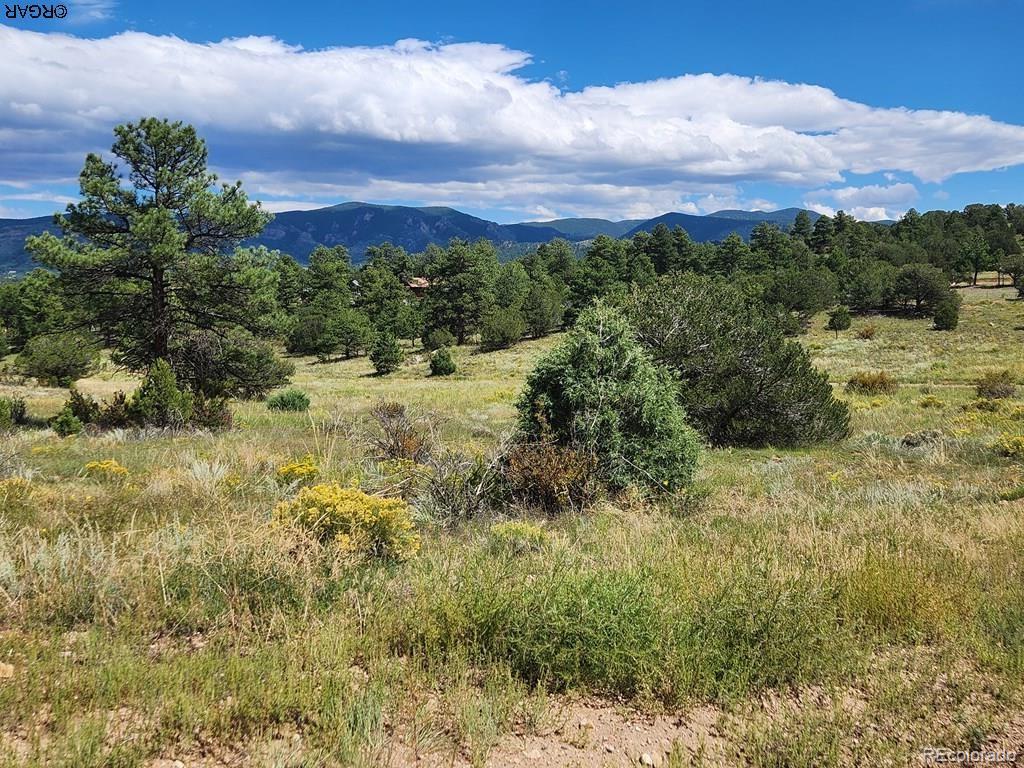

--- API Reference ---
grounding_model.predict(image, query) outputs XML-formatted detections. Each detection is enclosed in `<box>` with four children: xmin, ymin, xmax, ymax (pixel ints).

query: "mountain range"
<box><xmin>0</xmin><ymin>203</ymin><xmax>817</xmax><ymax>274</ymax></box>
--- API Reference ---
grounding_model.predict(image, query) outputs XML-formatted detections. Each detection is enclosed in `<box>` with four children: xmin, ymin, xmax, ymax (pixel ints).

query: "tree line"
<box><xmin>1</xmin><ymin>118</ymin><xmax>1022</xmax><ymax>406</ymax></box>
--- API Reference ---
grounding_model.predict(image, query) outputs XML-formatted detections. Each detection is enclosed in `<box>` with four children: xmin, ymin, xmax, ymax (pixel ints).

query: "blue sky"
<box><xmin>2</xmin><ymin>0</ymin><xmax>1023</xmax><ymax>222</ymax></box>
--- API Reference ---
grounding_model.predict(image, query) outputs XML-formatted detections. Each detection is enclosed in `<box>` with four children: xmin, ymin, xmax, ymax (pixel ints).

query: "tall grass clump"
<box><xmin>668</xmin><ymin>565</ymin><xmax>856</xmax><ymax>700</ymax></box>
<box><xmin>838</xmin><ymin>551</ymin><xmax>970</xmax><ymax>642</ymax></box>
<box><xmin>975</xmin><ymin>370</ymin><xmax>1016</xmax><ymax>400</ymax></box>
<box><xmin>393</xmin><ymin>559</ymin><xmax>669</xmax><ymax>696</ymax></box>
<box><xmin>388</xmin><ymin>551</ymin><xmax>855</xmax><ymax>703</ymax></box>
<box><xmin>846</xmin><ymin>370</ymin><xmax>899</xmax><ymax>395</ymax></box>
<box><xmin>266</xmin><ymin>388</ymin><xmax>311</xmax><ymax>412</ymax></box>
<box><xmin>855</xmin><ymin>323</ymin><xmax>878</xmax><ymax>340</ymax></box>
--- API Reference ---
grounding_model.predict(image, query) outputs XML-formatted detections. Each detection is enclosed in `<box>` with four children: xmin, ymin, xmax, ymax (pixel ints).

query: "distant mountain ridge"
<box><xmin>0</xmin><ymin>203</ymin><xmax>820</xmax><ymax>273</ymax></box>
<box><xmin>0</xmin><ymin>216</ymin><xmax>61</xmax><ymax>276</ymax></box>
<box><xmin>623</xmin><ymin>208</ymin><xmax>818</xmax><ymax>241</ymax></box>
<box><xmin>708</xmin><ymin>207</ymin><xmax>818</xmax><ymax>225</ymax></box>
<box><xmin>517</xmin><ymin>217</ymin><xmax>645</xmax><ymax>239</ymax></box>
<box><xmin>249</xmin><ymin>202</ymin><xmax>569</xmax><ymax>261</ymax></box>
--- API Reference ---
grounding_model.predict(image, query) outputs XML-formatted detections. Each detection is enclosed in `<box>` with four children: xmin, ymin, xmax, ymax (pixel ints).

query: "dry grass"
<box><xmin>1</xmin><ymin>283</ymin><xmax>1023</xmax><ymax>766</ymax></box>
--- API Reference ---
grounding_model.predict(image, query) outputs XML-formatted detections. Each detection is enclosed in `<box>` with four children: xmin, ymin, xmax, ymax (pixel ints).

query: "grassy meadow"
<box><xmin>1</xmin><ymin>284</ymin><xmax>1023</xmax><ymax>767</ymax></box>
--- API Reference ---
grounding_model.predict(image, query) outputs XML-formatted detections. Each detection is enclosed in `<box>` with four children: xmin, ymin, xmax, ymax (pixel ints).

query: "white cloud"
<box><xmin>815</xmin><ymin>183</ymin><xmax>919</xmax><ymax>207</ymax></box>
<box><xmin>1</xmin><ymin>28</ymin><xmax>1023</xmax><ymax>219</ymax></box>
<box><xmin>258</xmin><ymin>199</ymin><xmax>333</xmax><ymax>213</ymax></box>
<box><xmin>803</xmin><ymin>201</ymin><xmax>837</xmax><ymax>217</ymax></box>
<box><xmin>237</xmin><ymin>172</ymin><xmax>733</xmax><ymax>221</ymax></box>
<box><xmin>695</xmin><ymin>194</ymin><xmax>778</xmax><ymax>214</ymax></box>
<box><xmin>848</xmin><ymin>206</ymin><xmax>894</xmax><ymax>222</ymax></box>
<box><xmin>805</xmin><ymin>183</ymin><xmax>918</xmax><ymax>220</ymax></box>
<box><xmin>0</xmin><ymin>204</ymin><xmax>35</xmax><ymax>219</ymax></box>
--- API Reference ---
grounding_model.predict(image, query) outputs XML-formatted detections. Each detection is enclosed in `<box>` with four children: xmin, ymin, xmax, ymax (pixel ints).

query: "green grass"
<box><xmin>1</xmin><ymin>284</ymin><xmax>1023</xmax><ymax>765</ymax></box>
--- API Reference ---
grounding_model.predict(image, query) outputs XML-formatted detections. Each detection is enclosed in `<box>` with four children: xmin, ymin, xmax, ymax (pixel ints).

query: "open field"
<box><xmin>2</xmin><ymin>285</ymin><xmax>1024</xmax><ymax>767</ymax></box>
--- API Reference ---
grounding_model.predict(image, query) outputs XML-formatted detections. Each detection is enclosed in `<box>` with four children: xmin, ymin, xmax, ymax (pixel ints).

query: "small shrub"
<box><xmin>999</xmin><ymin>486</ymin><xmax>1024</xmax><ymax>502</ymax></box>
<box><xmin>933</xmin><ymin>293</ymin><xmax>961</xmax><ymax>330</ymax></box>
<box><xmin>66</xmin><ymin>387</ymin><xmax>101</xmax><ymax>424</ymax></box>
<box><xmin>846</xmin><ymin>371</ymin><xmax>899</xmax><ymax>395</ymax></box>
<box><xmin>520</xmin><ymin>302</ymin><xmax>700</xmax><ymax>492</ymax></box>
<box><xmin>369</xmin><ymin>401</ymin><xmax>430</xmax><ymax>463</ymax></box>
<box><xmin>173</xmin><ymin>328</ymin><xmax>294</xmax><ymax>399</ymax></box>
<box><xmin>628</xmin><ymin>274</ymin><xmax>849</xmax><ymax>448</ymax></box>
<box><xmin>0</xmin><ymin>328</ymin><xmax>9</xmax><ymax>358</ymax></box>
<box><xmin>429</xmin><ymin>347</ymin><xmax>456</xmax><ymax>377</ymax></box>
<box><xmin>84</xmin><ymin>459</ymin><xmax>129</xmax><ymax>480</ymax></box>
<box><xmin>424</xmin><ymin>328</ymin><xmax>456</xmax><ymax>351</ymax></box>
<box><xmin>370</xmin><ymin>332</ymin><xmax>404</xmax><ymax>375</ymax></box>
<box><xmin>975</xmin><ymin>370</ymin><xmax>1016</xmax><ymax>400</ymax></box>
<box><xmin>272</xmin><ymin>483</ymin><xmax>419</xmax><ymax>560</ymax></box>
<box><xmin>417</xmin><ymin>448</ymin><xmax>501</xmax><ymax>525</ymax></box>
<box><xmin>855</xmin><ymin>324</ymin><xmax>877</xmax><ymax>341</ymax></box>
<box><xmin>128</xmin><ymin>359</ymin><xmax>193</xmax><ymax>428</ymax></box>
<box><xmin>900</xmin><ymin>429</ymin><xmax>942</xmax><ymax>448</ymax></box>
<box><xmin>918</xmin><ymin>394</ymin><xmax>943</xmax><ymax>409</ymax></box>
<box><xmin>488</xmin><ymin>520</ymin><xmax>547</xmax><ymax>556</ymax></box>
<box><xmin>0</xmin><ymin>476</ymin><xmax>31</xmax><ymax>502</ymax></box>
<box><xmin>16</xmin><ymin>331</ymin><xmax>99</xmax><ymax>387</ymax></box>
<box><xmin>826</xmin><ymin>306</ymin><xmax>851</xmax><ymax>337</ymax></box>
<box><xmin>96</xmin><ymin>391</ymin><xmax>132</xmax><ymax>429</ymax></box>
<box><xmin>480</xmin><ymin>307</ymin><xmax>526</xmax><ymax>350</ymax></box>
<box><xmin>267</xmin><ymin>388</ymin><xmax>311</xmax><ymax>412</ymax></box>
<box><xmin>994</xmin><ymin>435</ymin><xmax>1024</xmax><ymax>461</ymax></box>
<box><xmin>276</xmin><ymin>455</ymin><xmax>319</xmax><ymax>486</ymax></box>
<box><xmin>0</xmin><ymin>396</ymin><xmax>27</xmax><ymax>430</ymax></box>
<box><xmin>50</xmin><ymin>407</ymin><xmax>83</xmax><ymax>437</ymax></box>
<box><xmin>503</xmin><ymin>440</ymin><xmax>598</xmax><ymax>515</ymax></box>
<box><xmin>964</xmin><ymin>398</ymin><xmax>1002</xmax><ymax>413</ymax></box>
<box><xmin>191</xmin><ymin>394</ymin><xmax>233</xmax><ymax>431</ymax></box>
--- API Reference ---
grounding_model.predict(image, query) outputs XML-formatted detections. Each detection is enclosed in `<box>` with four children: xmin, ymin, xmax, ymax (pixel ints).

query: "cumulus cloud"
<box><xmin>823</xmin><ymin>183</ymin><xmax>919</xmax><ymax>206</ymax></box>
<box><xmin>2</xmin><ymin>27</ymin><xmax>1023</xmax><ymax>219</ymax></box>
<box><xmin>804</xmin><ymin>183</ymin><xmax>919</xmax><ymax>220</ymax></box>
<box><xmin>803</xmin><ymin>201</ymin><xmax>837</xmax><ymax>217</ymax></box>
<box><xmin>240</xmin><ymin>173</ymin><xmax>726</xmax><ymax>220</ymax></box>
<box><xmin>258</xmin><ymin>200</ymin><xmax>334</xmax><ymax>213</ymax></box>
<box><xmin>695</xmin><ymin>193</ymin><xmax>778</xmax><ymax>214</ymax></box>
<box><xmin>847</xmin><ymin>207</ymin><xmax>895</xmax><ymax>222</ymax></box>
